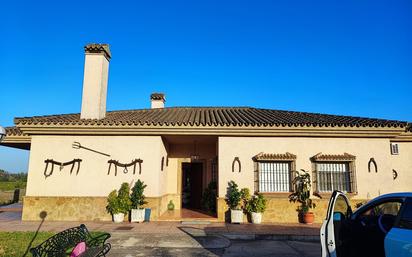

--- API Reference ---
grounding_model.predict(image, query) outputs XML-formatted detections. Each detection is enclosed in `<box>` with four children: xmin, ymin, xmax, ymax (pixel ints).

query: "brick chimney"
<box><xmin>150</xmin><ymin>93</ymin><xmax>166</xmax><ymax>109</ymax></box>
<box><xmin>80</xmin><ymin>43</ymin><xmax>111</xmax><ymax>119</ymax></box>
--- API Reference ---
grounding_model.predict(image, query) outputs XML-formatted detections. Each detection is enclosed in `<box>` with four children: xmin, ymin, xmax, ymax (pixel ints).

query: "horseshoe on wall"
<box><xmin>368</xmin><ymin>158</ymin><xmax>378</xmax><ymax>173</ymax></box>
<box><xmin>44</xmin><ymin>159</ymin><xmax>82</xmax><ymax>178</ymax></box>
<box><xmin>232</xmin><ymin>157</ymin><xmax>241</xmax><ymax>173</ymax></box>
<box><xmin>392</xmin><ymin>169</ymin><xmax>398</xmax><ymax>180</ymax></box>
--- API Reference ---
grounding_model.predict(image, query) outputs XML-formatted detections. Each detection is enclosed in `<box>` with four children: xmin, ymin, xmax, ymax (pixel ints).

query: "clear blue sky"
<box><xmin>0</xmin><ymin>0</ymin><xmax>411</xmax><ymax>173</ymax></box>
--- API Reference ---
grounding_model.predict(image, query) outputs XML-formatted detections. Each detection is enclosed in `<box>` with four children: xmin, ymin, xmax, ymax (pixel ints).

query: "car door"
<box><xmin>321</xmin><ymin>190</ymin><xmax>352</xmax><ymax>257</ymax></box>
<box><xmin>351</xmin><ymin>198</ymin><xmax>404</xmax><ymax>257</ymax></box>
<box><xmin>385</xmin><ymin>197</ymin><xmax>412</xmax><ymax>257</ymax></box>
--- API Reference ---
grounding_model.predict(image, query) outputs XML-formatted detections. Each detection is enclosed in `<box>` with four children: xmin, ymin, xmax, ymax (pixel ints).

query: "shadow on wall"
<box><xmin>22</xmin><ymin>211</ymin><xmax>47</xmax><ymax>257</ymax></box>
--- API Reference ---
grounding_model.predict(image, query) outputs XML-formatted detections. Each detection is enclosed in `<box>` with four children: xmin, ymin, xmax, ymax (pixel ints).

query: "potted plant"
<box><xmin>288</xmin><ymin>169</ymin><xmax>316</xmax><ymax>224</ymax></box>
<box><xmin>106</xmin><ymin>183</ymin><xmax>132</xmax><ymax>223</ymax></box>
<box><xmin>130</xmin><ymin>179</ymin><xmax>147</xmax><ymax>222</ymax></box>
<box><xmin>246</xmin><ymin>193</ymin><xmax>267</xmax><ymax>224</ymax></box>
<box><xmin>201</xmin><ymin>181</ymin><xmax>217</xmax><ymax>213</ymax></box>
<box><xmin>226</xmin><ymin>181</ymin><xmax>243</xmax><ymax>223</ymax></box>
<box><xmin>240</xmin><ymin>188</ymin><xmax>251</xmax><ymax>208</ymax></box>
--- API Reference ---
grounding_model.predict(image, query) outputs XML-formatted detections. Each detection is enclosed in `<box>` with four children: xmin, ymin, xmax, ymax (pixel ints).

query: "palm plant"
<box><xmin>288</xmin><ymin>169</ymin><xmax>316</xmax><ymax>213</ymax></box>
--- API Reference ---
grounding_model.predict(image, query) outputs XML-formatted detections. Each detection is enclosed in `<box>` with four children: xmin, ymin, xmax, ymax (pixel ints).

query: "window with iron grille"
<box><xmin>315</xmin><ymin>162</ymin><xmax>352</xmax><ymax>192</ymax></box>
<box><xmin>257</xmin><ymin>161</ymin><xmax>292</xmax><ymax>192</ymax></box>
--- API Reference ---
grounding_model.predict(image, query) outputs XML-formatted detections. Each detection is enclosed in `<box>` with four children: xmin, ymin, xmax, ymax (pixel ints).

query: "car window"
<box><xmin>399</xmin><ymin>199</ymin><xmax>412</xmax><ymax>230</ymax></box>
<box><xmin>334</xmin><ymin>195</ymin><xmax>351</xmax><ymax>220</ymax></box>
<box><xmin>359</xmin><ymin>201</ymin><xmax>402</xmax><ymax>217</ymax></box>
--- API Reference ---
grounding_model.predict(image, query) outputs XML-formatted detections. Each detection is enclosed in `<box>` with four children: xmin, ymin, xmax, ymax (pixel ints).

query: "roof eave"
<box><xmin>15</xmin><ymin>124</ymin><xmax>407</xmax><ymax>138</ymax></box>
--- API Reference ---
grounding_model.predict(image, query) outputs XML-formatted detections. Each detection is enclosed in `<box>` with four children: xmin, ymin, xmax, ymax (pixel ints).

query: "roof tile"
<box><xmin>12</xmin><ymin>107</ymin><xmax>409</xmax><ymax>130</ymax></box>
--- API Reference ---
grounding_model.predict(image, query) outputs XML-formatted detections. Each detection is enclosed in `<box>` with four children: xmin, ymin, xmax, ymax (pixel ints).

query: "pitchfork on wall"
<box><xmin>72</xmin><ymin>141</ymin><xmax>111</xmax><ymax>157</ymax></box>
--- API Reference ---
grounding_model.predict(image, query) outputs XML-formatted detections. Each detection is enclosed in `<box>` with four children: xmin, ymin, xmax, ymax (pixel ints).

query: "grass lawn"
<box><xmin>0</xmin><ymin>231</ymin><xmax>106</xmax><ymax>257</ymax></box>
<box><xmin>0</xmin><ymin>231</ymin><xmax>54</xmax><ymax>257</ymax></box>
<box><xmin>0</xmin><ymin>182</ymin><xmax>26</xmax><ymax>191</ymax></box>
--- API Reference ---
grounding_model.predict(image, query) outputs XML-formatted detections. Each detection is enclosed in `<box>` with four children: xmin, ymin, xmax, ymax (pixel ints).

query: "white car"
<box><xmin>321</xmin><ymin>190</ymin><xmax>412</xmax><ymax>257</ymax></box>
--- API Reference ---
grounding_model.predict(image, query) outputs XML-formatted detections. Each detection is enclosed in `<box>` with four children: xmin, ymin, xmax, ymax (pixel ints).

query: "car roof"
<box><xmin>352</xmin><ymin>192</ymin><xmax>412</xmax><ymax>217</ymax></box>
<box><xmin>372</xmin><ymin>192</ymin><xmax>412</xmax><ymax>200</ymax></box>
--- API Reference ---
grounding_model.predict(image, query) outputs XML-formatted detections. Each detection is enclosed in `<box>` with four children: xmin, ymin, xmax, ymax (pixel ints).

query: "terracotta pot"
<box><xmin>113</xmin><ymin>213</ymin><xmax>125</xmax><ymax>223</ymax></box>
<box><xmin>302</xmin><ymin>212</ymin><xmax>315</xmax><ymax>224</ymax></box>
<box><xmin>230</xmin><ymin>209</ymin><xmax>243</xmax><ymax>223</ymax></box>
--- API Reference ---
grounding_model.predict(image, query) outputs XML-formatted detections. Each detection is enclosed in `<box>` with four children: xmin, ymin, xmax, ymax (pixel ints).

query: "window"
<box><xmin>390</xmin><ymin>143</ymin><xmax>399</xmax><ymax>155</ymax></box>
<box><xmin>312</xmin><ymin>153</ymin><xmax>357</xmax><ymax>193</ymax></box>
<box><xmin>253</xmin><ymin>152</ymin><xmax>296</xmax><ymax>193</ymax></box>
<box><xmin>356</xmin><ymin>200</ymin><xmax>403</xmax><ymax>233</ymax></box>
<box><xmin>258</xmin><ymin>162</ymin><xmax>291</xmax><ymax>192</ymax></box>
<box><xmin>316</xmin><ymin>162</ymin><xmax>351</xmax><ymax>192</ymax></box>
<box><xmin>359</xmin><ymin>201</ymin><xmax>402</xmax><ymax>218</ymax></box>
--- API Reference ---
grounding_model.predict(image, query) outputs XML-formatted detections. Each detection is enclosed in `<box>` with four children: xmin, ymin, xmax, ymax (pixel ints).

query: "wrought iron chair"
<box><xmin>30</xmin><ymin>224</ymin><xmax>111</xmax><ymax>257</ymax></box>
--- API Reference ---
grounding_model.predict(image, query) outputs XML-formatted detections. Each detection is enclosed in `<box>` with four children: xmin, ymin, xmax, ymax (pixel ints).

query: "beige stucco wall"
<box><xmin>24</xmin><ymin>134</ymin><xmax>411</xmax><ymax>222</ymax></box>
<box><xmin>391</xmin><ymin>142</ymin><xmax>412</xmax><ymax>192</ymax></box>
<box><xmin>218</xmin><ymin>137</ymin><xmax>412</xmax><ymax>199</ymax></box>
<box><xmin>26</xmin><ymin>135</ymin><xmax>165</xmax><ymax>197</ymax></box>
<box><xmin>24</xmin><ymin>136</ymin><xmax>218</xmax><ymax>220</ymax></box>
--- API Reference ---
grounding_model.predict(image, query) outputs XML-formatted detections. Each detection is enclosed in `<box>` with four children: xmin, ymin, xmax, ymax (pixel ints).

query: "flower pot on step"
<box><xmin>131</xmin><ymin>208</ymin><xmax>145</xmax><ymax>223</ymax></box>
<box><xmin>302</xmin><ymin>212</ymin><xmax>315</xmax><ymax>224</ymax></box>
<box><xmin>251</xmin><ymin>212</ymin><xmax>262</xmax><ymax>224</ymax></box>
<box><xmin>113</xmin><ymin>213</ymin><xmax>125</xmax><ymax>223</ymax></box>
<box><xmin>230</xmin><ymin>209</ymin><xmax>243</xmax><ymax>223</ymax></box>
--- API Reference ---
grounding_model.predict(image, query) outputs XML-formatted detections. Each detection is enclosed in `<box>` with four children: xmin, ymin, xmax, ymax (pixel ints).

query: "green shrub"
<box><xmin>130</xmin><ymin>179</ymin><xmax>147</xmax><ymax>209</ymax></box>
<box><xmin>226</xmin><ymin>181</ymin><xmax>241</xmax><ymax>210</ymax></box>
<box><xmin>246</xmin><ymin>193</ymin><xmax>267</xmax><ymax>213</ymax></box>
<box><xmin>240</xmin><ymin>188</ymin><xmax>251</xmax><ymax>211</ymax></box>
<box><xmin>201</xmin><ymin>181</ymin><xmax>217</xmax><ymax>212</ymax></box>
<box><xmin>106</xmin><ymin>190</ymin><xmax>121</xmax><ymax>214</ymax></box>
<box><xmin>106</xmin><ymin>183</ymin><xmax>132</xmax><ymax>215</ymax></box>
<box><xmin>118</xmin><ymin>182</ymin><xmax>132</xmax><ymax>213</ymax></box>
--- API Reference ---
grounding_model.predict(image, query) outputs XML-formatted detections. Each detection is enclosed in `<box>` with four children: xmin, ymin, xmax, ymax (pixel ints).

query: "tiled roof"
<box><xmin>84</xmin><ymin>43</ymin><xmax>111</xmax><ymax>59</ymax></box>
<box><xmin>13</xmin><ymin>107</ymin><xmax>409</xmax><ymax>129</ymax></box>
<box><xmin>407</xmin><ymin>124</ymin><xmax>412</xmax><ymax>132</ymax></box>
<box><xmin>253</xmin><ymin>152</ymin><xmax>297</xmax><ymax>161</ymax></box>
<box><xmin>5</xmin><ymin>127</ymin><xmax>26</xmax><ymax>136</ymax></box>
<box><xmin>150</xmin><ymin>93</ymin><xmax>166</xmax><ymax>101</ymax></box>
<box><xmin>311</xmin><ymin>152</ymin><xmax>356</xmax><ymax>161</ymax></box>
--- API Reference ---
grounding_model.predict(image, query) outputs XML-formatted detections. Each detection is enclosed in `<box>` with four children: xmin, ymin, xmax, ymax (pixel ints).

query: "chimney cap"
<box><xmin>84</xmin><ymin>43</ymin><xmax>111</xmax><ymax>60</ymax></box>
<box><xmin>150</xmin><ymin>93</ymin><xmax>166</xmax><ymax>102</ymax></box>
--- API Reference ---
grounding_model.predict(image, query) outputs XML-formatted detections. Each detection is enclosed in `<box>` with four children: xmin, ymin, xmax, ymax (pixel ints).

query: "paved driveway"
<box><xmin>108</xmin><ymin>232</ymin><xmax>320</xmax><ymax>257</ymax></box>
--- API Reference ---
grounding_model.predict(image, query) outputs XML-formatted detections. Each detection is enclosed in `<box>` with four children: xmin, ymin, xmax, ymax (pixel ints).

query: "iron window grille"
<box><xmin>253</xmin><ymin>152</ymin><xmax>296</xmax><ymax>193</ymax></box>
<box><xmin>315</xmin><ymin>162</ymin><xmax>351</xmax><ymax>192</ymax></box>
<box><xmin>311</xmin><ymin>153</ymin><xmax>357</xmax><ymax>194</ymax></box>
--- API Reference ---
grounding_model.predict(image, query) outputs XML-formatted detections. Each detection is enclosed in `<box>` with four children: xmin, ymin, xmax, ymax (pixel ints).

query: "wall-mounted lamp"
<box><xmin>0</xmin><ymin>126</ymin><xmax>6</xmax><ymax>143</ymax></box>
<box><xmin>191</xmin><ymin>140</ymin><xmax>200</xmax><ymax>160</ymax></box>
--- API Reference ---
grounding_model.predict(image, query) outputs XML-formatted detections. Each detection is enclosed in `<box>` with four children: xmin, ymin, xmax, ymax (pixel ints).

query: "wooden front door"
<box><xmin>182</xmin><ymin>163</ymin><xmax>203</xmax><ymax>210</ymax></box>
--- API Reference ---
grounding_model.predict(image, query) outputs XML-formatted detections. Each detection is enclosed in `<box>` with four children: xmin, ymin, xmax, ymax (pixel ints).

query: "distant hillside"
<box><xmin>0</xmin><ymin>170</ymin><xmax>27</xmax><ymax>204</ymax></box>
<box><xmin>0</xmin><ymin>169</ymin><xmax>27</xmax><ymax>182</ymax></box>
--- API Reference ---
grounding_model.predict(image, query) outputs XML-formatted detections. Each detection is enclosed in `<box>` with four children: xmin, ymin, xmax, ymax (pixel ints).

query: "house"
<box><xmin>2</xmin><ymin>44</ymin><xmax>412</xmax><ymax>223</ymax></box>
